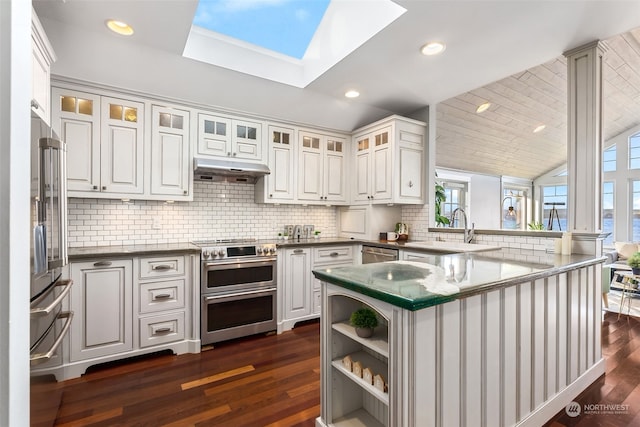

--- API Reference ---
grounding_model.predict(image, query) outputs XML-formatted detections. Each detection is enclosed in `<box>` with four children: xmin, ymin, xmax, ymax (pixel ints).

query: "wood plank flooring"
<box><xmin>52</xmin><ymin>312</ymin><xmax>640</xmax><ymax>426</ymax></box>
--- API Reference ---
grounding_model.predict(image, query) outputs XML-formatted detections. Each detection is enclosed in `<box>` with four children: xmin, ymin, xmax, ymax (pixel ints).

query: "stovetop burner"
<box><xmin>191</xmin><ymin>238</ymin><xmax>276</xmax><ymax>261</ymax></box>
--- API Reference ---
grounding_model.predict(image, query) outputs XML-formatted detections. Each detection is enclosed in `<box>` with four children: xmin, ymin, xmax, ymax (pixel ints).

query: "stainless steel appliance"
<box><xmin>29</xmin><ymin>113</ymin><xmax>73</xmax><ymax>426</ymax></box>
<box><xmin>361</xmin><ymin>245</ymin><xmax>399</xmax><ymax>264</ymax></box>
<box><xmin>193</xmin><ymin>239</ymin><xmax>277</xmax><ymax>345</ymax></box>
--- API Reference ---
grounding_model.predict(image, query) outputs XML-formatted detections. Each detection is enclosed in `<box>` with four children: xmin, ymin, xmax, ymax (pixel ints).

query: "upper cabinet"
<box><xmin>297</xmin><ymin>130</ymin><xmax>348</xmax><ymax>205</ymax></box>
<box><xmin>31</xmin><ymin>9</ymin><xmax>56</xmax><ymax>124</ymax></box>
<box><xmin>150</xmin><ymin>106</ymin><xmax>191</xmax><ymax>198</ymax></box>
<box><xmin>197</xmin><ymin>113</ymin><xmax>263</xmax><ymax>162</ymax></box>
<box><xmin>351</xmin><ymin>116</ymin><xmax>426</xmax><ymax>205</ymax></box>
<box><xmin>52</xmin><ymin>84</ymin><xmax>193</xmax><ymax>201</ymax></box>
<box><xmin>52</xmin><ymin>87</ymin><xmax>144</xmax><ymax>197</ymax></box>
<box><xmin>255</xmin><ymin>124</ymin><xmax>296</xmax><ymax>203</ymax></box>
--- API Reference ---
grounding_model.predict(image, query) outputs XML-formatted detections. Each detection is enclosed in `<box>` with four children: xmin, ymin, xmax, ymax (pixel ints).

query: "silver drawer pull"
<box><xmin>152</xmin><ymin>264</ymin><xmax>173</xmax><ymax>271</ymax></box>
<box><xmin>153</xmin><ymin>293</ymin><xmax>172</xmax><ymax>300</ymax></box>
<box><xmin>154</xmin><ymin>327</ymin><xmax>171</xmax><ymax>334</ymax></box>
<box><xmin>330</xmin><ymin>252</ymin><xmax>339</xmax><ymax>257</ymax></box>
<box><xmin>93</xmin><ymin>261</ymin><xmax>112</xmax><ymax>267</ymax></box>
<box><xmin>293</xmin><ymin>249</ymin><xmax>304</xmax><ymax>254</ymax></box>
<box><xmin>30</xmin><ymin>311</ymin><xmax>73</xmax><ymax>366</ymax></box>
<box><xmin>31</xmin><ymin>279</ymin><xmax>73</xmax><ymax>316</ymax></box>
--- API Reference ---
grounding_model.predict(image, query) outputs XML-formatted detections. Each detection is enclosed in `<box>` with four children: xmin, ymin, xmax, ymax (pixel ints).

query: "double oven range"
<box><xmin>192</xmin><ymin>239</ymin><xmax>277</xmax><ymax>345</ymax></box>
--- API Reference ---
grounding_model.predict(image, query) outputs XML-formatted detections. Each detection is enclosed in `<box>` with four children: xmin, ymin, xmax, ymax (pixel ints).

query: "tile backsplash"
<box><xmin>67</xmin><ymin>181</ymin><xmax>339</xmax><ymax>247</ymax></box>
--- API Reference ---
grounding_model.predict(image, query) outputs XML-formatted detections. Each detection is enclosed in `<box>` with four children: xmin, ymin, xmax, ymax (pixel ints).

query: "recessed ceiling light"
<box><xmin>420</xmin><ymin>41</ymin><xmax>446</xmax><ymax>56</ymax></box>
<box><xmin>106</xmin><ymin>19</ymin><xmax>134</xmax><ymax>36</ymax></box>
<box><xmin>476</xmin><ymin>102</ymin><xmax>491</xmax><ymax>113</ymax></box>
<box><xmin>345</xmin><ymin>90</ymin><xmax>360</xmax><ymax>98</ymax></box>
<box><xmin>533</xmin><ymin>124</ymin><xmax>546</xmax><ymax>133</ymax></box>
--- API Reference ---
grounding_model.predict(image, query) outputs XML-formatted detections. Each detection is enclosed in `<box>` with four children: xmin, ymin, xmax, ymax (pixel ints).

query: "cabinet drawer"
<box><xmin>138</xmin><ymin>256</ymin><xmax>185</xmax><ymax>279</ymax></box>
<box><xmin>313</xmin><ymin>246</ymin><xmax>354</xmax><ymax>265</ymax></box>
<box><xmin>139</xmin><ymin>311</ymin><xmax>185</xmax><ymax>348</ymax></box>
<box><xmin>139</xmin><ymin>279</ymin><xmax>185</xmax><ymax>314</ymax></box>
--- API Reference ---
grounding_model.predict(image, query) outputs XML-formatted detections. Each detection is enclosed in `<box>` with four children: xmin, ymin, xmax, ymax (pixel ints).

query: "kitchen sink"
<box><xmin>403</xmin><ymin>240</ymin><xmax>502</xmax><ymax>253</ymax></box>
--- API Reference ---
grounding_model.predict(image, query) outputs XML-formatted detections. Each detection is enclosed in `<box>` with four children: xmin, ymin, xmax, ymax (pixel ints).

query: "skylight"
<box><xmin>193</xmin><ymin>0</ymin><xmax>331</xmax><ymax>59</ymax></box>
<box><xmin>184</xmin><ymin>0</ymin><xmax>406</xmax><ymax>88</ymax></box>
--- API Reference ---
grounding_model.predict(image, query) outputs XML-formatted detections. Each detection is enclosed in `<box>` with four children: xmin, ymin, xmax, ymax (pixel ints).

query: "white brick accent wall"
<box><xmin>67</xmin><ymin>181</ymin><xmax>338</xmax><ymax>247</ymax></box>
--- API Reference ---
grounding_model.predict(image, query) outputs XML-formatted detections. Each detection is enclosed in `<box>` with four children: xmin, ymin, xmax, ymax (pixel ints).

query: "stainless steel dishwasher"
<box><xmin>361</xmin><ymin>245</ymin><xmax>399</xmax><ymax>264</ymax></box>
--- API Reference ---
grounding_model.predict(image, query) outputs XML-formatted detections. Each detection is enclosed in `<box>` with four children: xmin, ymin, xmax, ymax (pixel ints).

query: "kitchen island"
<box><xmin>313</xmin><ymin>251</ymin><xmax>606</xmax><ymax>427</ymax></box>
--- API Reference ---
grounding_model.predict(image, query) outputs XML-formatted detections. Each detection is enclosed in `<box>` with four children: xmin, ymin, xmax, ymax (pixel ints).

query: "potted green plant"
<box><xmin>435</xmin><ymin>177</ymin><xmax>450</xmax><ymax>227</ymax></box>
<box><xmin>349</xmin><ymin>307</ymin><xmax>379</xmax><ymax>338</ymax></box>
<box><xmin>628</xmin><ymin>252</ymin><xmax>640</xmax><ymax>275</ymax></box>
<box><xmin>314</xmin><ymin>230</ymin><xmax>321</xmax><ymax>239</ymax></box>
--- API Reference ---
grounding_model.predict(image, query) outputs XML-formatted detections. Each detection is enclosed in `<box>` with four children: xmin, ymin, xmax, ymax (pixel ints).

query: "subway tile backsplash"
<box><xmin>67</xmin><ymin>181</ymin><xmax>338</xmax><ymax>247</ymax></box>
<box><xmin>69</xmin><ymin>182</ymin><xmax>559</xmax><ymax>254</ymax></box>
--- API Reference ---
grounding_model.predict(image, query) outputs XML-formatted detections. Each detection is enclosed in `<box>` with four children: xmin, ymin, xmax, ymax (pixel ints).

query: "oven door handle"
<box><xmin>30</xmin><ymin>311</ymin><xmax>73</xmax><ymax>366</ymax></box>
<box><xmin>205</xmin><ymin>287</ymin><xmax>277</xmax><ymax>301</ymax></box>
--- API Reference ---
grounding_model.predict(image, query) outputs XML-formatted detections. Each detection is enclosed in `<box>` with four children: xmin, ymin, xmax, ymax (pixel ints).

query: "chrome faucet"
<box><xmin>450</xmin><ymin>208</ymin><xmax>475</xmax><ymax>243</ymax></box>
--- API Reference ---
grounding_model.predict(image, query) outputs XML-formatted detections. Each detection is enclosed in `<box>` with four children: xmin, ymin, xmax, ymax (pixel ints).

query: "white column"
<box><xmin>564</xmin><ymin>41</ymin><xmax>606</xmax><ymax>233</ymax></box>
<box><xmin>0</xmin><ymin>1</ymin><xmax>32</xmax><ymax>426</ymax></box>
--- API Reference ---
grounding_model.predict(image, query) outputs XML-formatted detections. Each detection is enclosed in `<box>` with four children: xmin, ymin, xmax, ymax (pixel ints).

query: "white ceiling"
<box><xmin>33</xmin><ymin>0</ymin><xmax>640</xmax><ymax>179</ymax></box>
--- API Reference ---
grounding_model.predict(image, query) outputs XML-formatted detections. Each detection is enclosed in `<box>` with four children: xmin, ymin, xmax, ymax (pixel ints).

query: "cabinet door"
<box><xmin>324</xmin><ymin>135</ymin><xmax>347</xmax><ymax>203</ymax></box>
<box><xmin>198</xmin><ymin>113</ymin><xmax>231</xmax><ymax>157</ymax></box>
<box><xmin>151</xmin><ymin>106</ymin><xmax>190</xmax><ymax>197</ymax></box>
<box><xmin>371</xmin><ymin>128</ymin><xmax>392</xmax><ymax>202</ymax></box>
<box><xmin>283</xmin><ymin>249</ymin><xmax>312</xmax><ymax>320</ymax></box>
<box><xmin>399</xmin><ymin>145</ymin><xmax>423</xmax><ymax>200</ymax></box>
<box><xmin>70</xmin><ymin>260</ymin><xmax>133</xmax><ymax>361</ymax></box>
<box><xmin>100</xmin><ymin>97</ymin><xmax>144</xmax><ymax>194</ymax></box>
<box><xmin>52</xmin><ymin>88</ymin><xmax>101</xmax><ymax>193</ymax></box>
<box><xmin>232</xmin><ymin>119</ymin><xmax>263</xmax><ymax>160</ymax></box>
<box><xmin>266</xmin><ymin>125</ymin><xmax>295</xmax><ymax>201</ymax></box>
<box><xmin>353</xmin><ymin>134</ymin><xmax>371</xmax><ymax>203</ymax></box>
<box><xmin>298</xmin><ymin>132</ymin><xmax>323</xmax><ymax>201</ymax></box>
<box><xmin>31</xmin><ymin>35</ymin><xmax>51</xmax><ymax>123</ymax></box>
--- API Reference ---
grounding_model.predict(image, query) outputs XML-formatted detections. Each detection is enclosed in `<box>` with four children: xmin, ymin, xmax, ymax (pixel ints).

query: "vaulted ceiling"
<box><xmin>33</xmin><ymin>1</ymin><xmax>640</xmax><ymax>181</ymax></box>
<box><xmin>436</xmin><ymin>27</ymin><xmax>640</xmax><ymax>180</ymax></box>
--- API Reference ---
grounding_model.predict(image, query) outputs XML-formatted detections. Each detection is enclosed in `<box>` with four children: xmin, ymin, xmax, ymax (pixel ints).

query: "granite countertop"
<box><xmin>68</xmin><ymin>242</ymin><xmax>201</xmax><ymax>260</ymax></box>
<box><xmin>312</xmin><ymin>251</ymin><xmax>605</xmax><ymax>311</ymax></box>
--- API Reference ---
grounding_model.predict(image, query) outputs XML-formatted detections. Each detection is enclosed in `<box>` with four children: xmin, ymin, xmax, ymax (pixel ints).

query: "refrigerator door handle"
<box><xmin>33</xmin><ymin>224</ymin><xmax>47</xmax><ymax>276</ymax></box>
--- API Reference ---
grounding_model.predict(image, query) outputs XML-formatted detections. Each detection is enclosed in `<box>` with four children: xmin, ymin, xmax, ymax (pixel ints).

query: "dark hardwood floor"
<box><xmin>52</xmin><ymin>312</ymin><xmax>640</xmax><ymax>426</ymax></box>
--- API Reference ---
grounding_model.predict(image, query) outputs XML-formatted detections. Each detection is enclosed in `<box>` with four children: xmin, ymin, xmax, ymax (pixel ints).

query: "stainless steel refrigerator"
<box><xmin>29</xmin><ymin>112</ymin><xmax>72</xmax><ymax>427</ymax></box>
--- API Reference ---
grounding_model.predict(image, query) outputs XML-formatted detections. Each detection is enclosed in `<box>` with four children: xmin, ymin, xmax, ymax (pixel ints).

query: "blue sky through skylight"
<box><xmin>193</xmin><ymin>0</ymin><xmax>331</xmax><ymax>59</ymax></box>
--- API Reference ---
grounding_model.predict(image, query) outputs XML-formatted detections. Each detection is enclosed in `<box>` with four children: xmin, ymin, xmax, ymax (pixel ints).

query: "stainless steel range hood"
<box><xmin>193</xmin><ymin>157</ymin><xmax>270</xmax><ymax>184</ymax></box>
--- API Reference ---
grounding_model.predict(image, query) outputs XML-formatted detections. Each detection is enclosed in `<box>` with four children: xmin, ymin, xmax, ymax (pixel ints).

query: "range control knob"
<box><xmin>269</xmin><ymin>247</ymin><xmax>277</xmax><ymax>255</ymax></box>
<box><xmin>257</xmin><ymin>247</ymin><xmax>264</xmax><ymax>255</ymax></box>
<box><xmin>202</xmin><ymin>250</ymin><xmax>210</xmax><ymax>259</ymax></box>
<box><xmin>217</xmin><ymin>249</ymin><xmax>226</xmax><ymax>257</ymax></box>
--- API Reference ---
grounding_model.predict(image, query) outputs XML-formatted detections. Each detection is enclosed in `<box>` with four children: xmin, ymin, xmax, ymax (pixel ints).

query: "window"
<box><xmin>502</xmin><ymin>188</ymin><xmax>527</xmax><ymax>230</ymax></box>
<box><xmin>633</xmin><ymin>181</ymin><xmax>640</xmax><ymax>241</ymax></box>
<box><xmin>603</xmin><ymin>181</ymin><xmax>614</xmax><ymax>245</ymax></box>
<box><xmin>629</xmin><ymin>133</ymin><xmax>640</xmax><ymax>169</ymax></box>
<box><xmin>542</xmin><ymin>185</ymin><xmax>567</xmax><ymax>231</ymax></box>
<box><xmin>441</xmin><ymin>181</ymin><xmax>467</xmax><ymax>224</ymax></box>
<box><xmin>603</xmin><ymin>145</ymin><xmax>616</xmax><ymax>172</ymax></box>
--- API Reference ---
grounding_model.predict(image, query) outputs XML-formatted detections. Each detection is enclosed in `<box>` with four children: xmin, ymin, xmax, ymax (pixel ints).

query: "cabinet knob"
<box><xmin>232</xmin><ymin>152</ymin><xmax>237</xmax><ymax>157</ymax></box>
<box><xmin>31</xmin><ymin>100</ymin><xmax>40</xmax><ymax>110</ymax></box>
<box><xmin>408</xmin><ymin>181</ymin><xmax>414</xmax><ymax>188</ymax></box>
<box><xmin>102</xmin><ymin>186</ymin><xmax>107</xmax><ymax>191</ymax></box>
<box><xmin>269</xmin><ymin>194</ymin><xmax>273</xmax><ymax>198</ymax></box>
<box><xmin>227</xmin><ymin>152</ymin><xmax>231</xmax><ymax>156</ymax></box>
<box><xmin>93</xmin><ymin>185</ymin><xmax>98</xmax><ymax>190</ymax></box>
<box><xmin>183</xmin><ymin>190</ymin><xmax>187</xmax><ymax>195</ymax></box>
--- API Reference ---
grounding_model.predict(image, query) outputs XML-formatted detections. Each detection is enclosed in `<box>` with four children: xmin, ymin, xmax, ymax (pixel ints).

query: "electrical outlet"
<box><xmin>152</xmin><ymin>216</ymin><xmax>161</xmax><ymax>229</ymax></box>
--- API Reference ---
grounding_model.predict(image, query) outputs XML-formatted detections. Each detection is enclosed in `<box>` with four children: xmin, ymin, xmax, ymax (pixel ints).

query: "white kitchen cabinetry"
<box><xmin>297</xmin><ymin>130</ymin><xmax>348</xmax><ymax>204</ymax></box>
<box><xmin>351</xmin><ymin>115</ymin><xmax>426</xmax><ymax>205</ymax></box>
<box><xmin>31</xmin><ymin>8</ymin><xmax>56</xmax><ymax>124</ymax></box>
<box><xmin>52</xmin><ymin>87</ymin><xmax>145</xmax><ymax>197</ymax></box>
<box><xmin>150</xmin><ymin>105</ymin><xmax>191</xmax><ymax>199</ymax></box>
<box><xmin>255</xmin><ymin>124</ymin><xmax>296</xmax><ymax>203</ymax></box>
<box><xmin>197</xmin><ymin>113</ymin><xmax>263</xmax><ymax>161</ymax></box>
<box><xmin>279</xmin><ymin>244</ymin><xmax>355</xmax><ymax>332</ymax></box>
<box><xmin>319</xmin><ymin>288</ymin><xmax>393</xmax><ymax>427</ymax></box>
<box><xmin>69</xmin><ymin>259</ymin><xmax>133</xmax><ymax>362</ymax></box>
<box><xmin>282</xmin><ymin>247</ymin><xmax>312</xmax><ymax>327</ymax></box>
<box><xmin>64</xmin><ymin>253</ymin><xmax>199</xmax><ymax>380</ymax></box>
